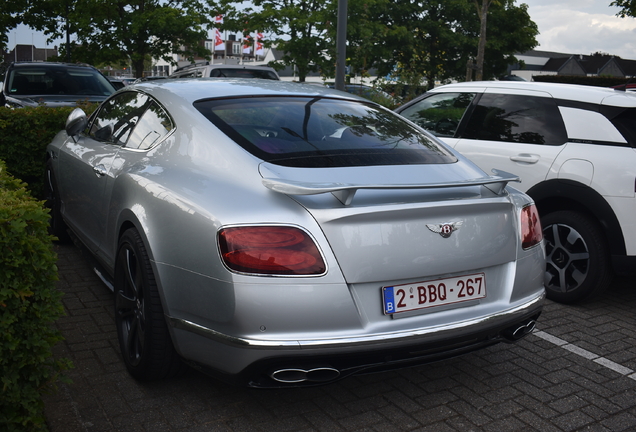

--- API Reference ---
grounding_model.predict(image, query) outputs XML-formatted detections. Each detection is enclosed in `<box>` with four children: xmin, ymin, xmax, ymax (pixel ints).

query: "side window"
<box><xmin>399</xmin><ymin>92</ymin><xmax>475</xmax><ymax>137</ymax></box>
<box><xmin>126</xmin><ymin>101</ymin><xmax>174</xmax><ymax>150</ymax></box>
<box><xmin>461</xmin><ymin>93</ymin><xmax>567</xmax><ymax>145</ymax></box>
<box><xmin>605</xmin><ymin>107</ymin><xmax>636</xmax><ymax>147</ymax></box>
<box><xmin>89</xmin><ymin>92</ymin><xmax>150</xmax><ymax>145</ymax></box>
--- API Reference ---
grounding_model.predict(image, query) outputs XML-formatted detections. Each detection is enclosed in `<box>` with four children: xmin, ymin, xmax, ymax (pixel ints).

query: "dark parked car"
<box><xmin>1</xmin><ymin>62</ymin><xmax>115</xmax><ymax>108</ymax></box>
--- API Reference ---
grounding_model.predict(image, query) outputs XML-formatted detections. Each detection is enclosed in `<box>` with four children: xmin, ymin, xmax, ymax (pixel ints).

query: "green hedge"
<box><xmin>0</xmin><ymin>160</ymin><xmax>71</xmax><ymax>431</ymax></box>
<box><xmin>0</xmin><ymin>103</ymin><xmax>97</xmax><ymax>199</ymax></box>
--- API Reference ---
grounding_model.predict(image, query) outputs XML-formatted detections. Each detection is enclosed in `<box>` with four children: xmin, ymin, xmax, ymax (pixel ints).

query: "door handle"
<box><xmin>93</xmin><ymin>165</ymin><xmax>108</xmax><ymax>177</ymax></box>
<box><xmin>509</xmin><ymin>154</ymin><xmax>539</xmax><ymax>164</ymax></box>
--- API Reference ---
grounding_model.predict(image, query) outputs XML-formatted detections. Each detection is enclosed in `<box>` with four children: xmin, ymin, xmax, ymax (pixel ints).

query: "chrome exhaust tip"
<box><xmin>270</xmin><ymin>367</ymin><xmax>340</xmax><ymax>384</ymax></box>
<box><xmin>504</xmin><ymin>319</ymin><xmax>537</xmax><ymax>341</ymax></box>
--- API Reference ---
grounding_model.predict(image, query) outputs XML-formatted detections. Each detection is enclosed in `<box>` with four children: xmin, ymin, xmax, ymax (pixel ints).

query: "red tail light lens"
<box><xmin>521</xmin><ymin>204</ymin><xmax>543</xmax><ymax>249</ymax></box>
<box><xmin>218</xmin><ymin>226</ymin><xmax>326</xmax><ymax>275</ymax></box>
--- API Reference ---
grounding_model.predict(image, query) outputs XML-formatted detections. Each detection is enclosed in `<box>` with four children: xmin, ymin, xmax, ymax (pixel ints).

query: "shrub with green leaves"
<box><xmin>0</xmin><ymin>160</ymin><xmax>71</xmax><ymax>431</ymax></box>
<box><xmin>0</xmin><ymin>102</ymin><xmax>98</xmax><ymax>199</ymax></box>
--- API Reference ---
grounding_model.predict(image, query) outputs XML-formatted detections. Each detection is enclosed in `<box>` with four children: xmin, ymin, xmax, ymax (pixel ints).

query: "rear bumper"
<box><xmin>167</xmin><ymin>291</ymin><xmax>545</xmax><ymax>387</ymax></box>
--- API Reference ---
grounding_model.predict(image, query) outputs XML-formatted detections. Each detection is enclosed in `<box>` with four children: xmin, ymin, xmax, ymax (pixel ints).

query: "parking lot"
<box><xmin>44</xmin><ymin>243</ymin><xmax>636</xmax><ymax>432</ymax></box>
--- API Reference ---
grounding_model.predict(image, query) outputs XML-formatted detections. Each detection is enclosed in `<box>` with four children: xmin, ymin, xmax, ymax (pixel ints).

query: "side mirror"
<box><xmin>65</xmin><ymin>108</ymin><xmax>88</xmax><ymax>138</ymax></box>
<box><xmin>0</xmin><ymin>91</ymin><xmax>6</xmax><ymax>108</ymax></box>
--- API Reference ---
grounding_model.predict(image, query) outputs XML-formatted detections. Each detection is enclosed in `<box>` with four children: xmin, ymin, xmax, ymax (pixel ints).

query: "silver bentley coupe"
<box><xmin>46</xmin><ymin>79</ymin><xmax>545</xmax><ymax>387</ymax></box>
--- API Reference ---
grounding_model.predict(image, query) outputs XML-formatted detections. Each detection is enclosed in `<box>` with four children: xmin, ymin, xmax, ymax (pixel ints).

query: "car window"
<box><xmin>398</xmin><ymin>92</ymin><xmax>475</xmax><ymax>137</ymax></box>
<box><xmin>89</xmin><ymin>92</ymin><xmax>150</xmax><ymax>145</ymax></box>
<box><xmin>208</xmin><ymin>68</ymin><xmax>279</xmax><ymax>80</ymax></box>
<box><xmin>175</xmin><ymin>71</ymin><xmax>196</xmax><ymax>78</ymax></box>
<box><xmin>194</xmin><ymin>96</ymin><xmax>457</xmax><ymax>168</ymax></box>
<box><xmin>6</xmin><ymin>65</ymin><xmax>114</xmax><ymax>96</ymax></box>
<box><xmin>605</xmin><ymin>107</ymin><xmax>636</xmax><ymax>147</ymax></box>
<box><xmin>461</xmin><ymin>93</ymin><xmax>567</xmax><ymax>145</ymax></box>
<box><xmin>126</xmin><ymin>101</ymin><xmax>174</xmax><ymax>150</ymax></box>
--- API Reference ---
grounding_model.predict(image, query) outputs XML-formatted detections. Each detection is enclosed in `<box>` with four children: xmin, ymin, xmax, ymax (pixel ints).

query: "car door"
<box><xmin>58</xmin><ymin>91</ymin><xmax>151</xmax><ymax>252</ymax></box>
<box><xmin>453</xmin><ymin>89</ymin><xmax>568</xmax><ymax>192</ymax></box>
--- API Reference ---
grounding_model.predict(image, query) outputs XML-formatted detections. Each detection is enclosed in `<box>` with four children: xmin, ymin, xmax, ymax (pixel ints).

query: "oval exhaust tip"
<box><xmin>271</xmin><ymin>367</ymin><xmax>340</xmax><ymax>383</ymax></box>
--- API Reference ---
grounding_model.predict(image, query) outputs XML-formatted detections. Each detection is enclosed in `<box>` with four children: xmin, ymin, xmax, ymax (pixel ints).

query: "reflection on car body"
<box><xmin>46</xmin><ymin>79</ymin><xmax>545</xmax><ymax>387</ymax></box>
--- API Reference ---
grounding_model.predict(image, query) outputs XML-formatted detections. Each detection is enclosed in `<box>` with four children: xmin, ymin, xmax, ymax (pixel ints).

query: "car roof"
<box><xmin>129</xmin><ymin>78</ymin><xmax>365</xmax><ymax>104</ymax></box>
<box><xmin>9</xmin><ymin>61</ymin><xmax>97</xmax><ymax>69</ymax></box>
<box><xmin>202</xmin><ymin>64</ymin><xmax>276</xmax><ymax>70</ymax></box>
<box><xmin>431</xmin><ymin>81</ymin><xmax>636</xmax><ymax>106</ymax></box>
<box><xmin>172</xmin><ymin>63</ymin><xmax>278</xmax><ymax>74</ymax></box>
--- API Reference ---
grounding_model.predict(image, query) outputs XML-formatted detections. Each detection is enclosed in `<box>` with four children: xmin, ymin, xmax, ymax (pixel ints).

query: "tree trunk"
<box><xmin>133</xmin><ymin>58</ymin><xmax>145</xmax><ymax>79</ymax></box>
<box><xmin>474</xmin><ymin>0</ymin><xmax>491</xmax><ymax>81</ymax></box>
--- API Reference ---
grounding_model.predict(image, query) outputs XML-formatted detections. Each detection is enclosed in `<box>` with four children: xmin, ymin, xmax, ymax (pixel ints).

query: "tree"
<box><xmin>479</xmin><ymin>0</ymin><xmax>538</xmax><ymax>79</ymax></box>
<box><xmin>325</xmin><ymin>0</ymin><xmax>473</xmax><ymax>90</ymax></box>
<box><xmin>21</xmin><ymin>0</ymin><xmax>212</xmax><ymax>77</ymax></box>
<box><xmin>333</xmin><ymin>0</ymin><xmax>536</xmax><ymax>90</ymax></box>
<box><xmin>0</xmin><ymin>0</ymin><xmax>29</xmax><ymax>52</ymax></box>
<box><xmin>473</xmin><ymin>0</ymin><xmax>495</xmax><ymax>81</ymax></box>
<box><xmin>215</xmin><ymin>0</ymin><xmax>330</xmax><ymax>82</ymax></box>
<box><xmin>611</xmin><ymin>0</ymin><xmax>636</xmax><ymax>17</ymax></box>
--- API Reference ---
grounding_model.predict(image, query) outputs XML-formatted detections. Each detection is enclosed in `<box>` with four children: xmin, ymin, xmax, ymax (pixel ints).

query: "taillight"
<box><xmin>218</xmin><ymin>226</ymin><xmax>326</xmax><ymax>275</ymax></box>
<box><xmin>521</xmin><ymin>204</ymin><xmax>543</xmax><ymax>249</ymax></box>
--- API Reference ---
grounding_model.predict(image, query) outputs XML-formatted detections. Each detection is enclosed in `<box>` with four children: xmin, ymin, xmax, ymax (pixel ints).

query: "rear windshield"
<box><xmin>209</xmin><ymin>68</ymin><xmax>279</xmax><ymax>80</ymax></box>
<box><xmin>6</xmin><ymin>65</ymin><xmax>114</xmax><ymax>97</ymax></box>
<box><xmin>194</xmin><ymin>96</ymin><xmax>457</xmax><ymax>168</ymax></box>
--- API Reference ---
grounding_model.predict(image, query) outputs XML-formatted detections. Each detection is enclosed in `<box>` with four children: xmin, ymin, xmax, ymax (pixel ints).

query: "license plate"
<box><xmin>382</xmin><ymin>273</ymin><xmax>486</xmax><ymax>315</ymax></box>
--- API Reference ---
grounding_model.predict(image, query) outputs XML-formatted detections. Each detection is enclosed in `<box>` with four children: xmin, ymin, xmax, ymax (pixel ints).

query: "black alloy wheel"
<box><xmin>542</xmin><ymin>210</ymin><xmax>612</xmax><ymax>304</ymax></box>
<box><xmin>114</xmin><ymin>228</ymin><xmax>182</xmax><ymax>380</ymax></box>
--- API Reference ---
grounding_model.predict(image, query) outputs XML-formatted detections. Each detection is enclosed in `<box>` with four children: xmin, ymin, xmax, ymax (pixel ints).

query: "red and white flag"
<box><xmin>215</xmin><ymin>28</ymin><xmax>224</xmax><ymax>51</ymax></box>
<box><xmin>255</xmin><ymin>32</ymin><xmax>264</xmax><ymax>56</ymax></box>
<box><xmin>215</xmin><ymin>15</ymin><xmax>223</xmax><ymax>24</ymax></box>
<box><xmin>243</xmin><ymin>34</ymin><xmax>252</xmax><ymax>54</ymax></box>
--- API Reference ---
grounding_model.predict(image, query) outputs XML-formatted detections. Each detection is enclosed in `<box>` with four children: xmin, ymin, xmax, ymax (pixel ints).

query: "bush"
<box><xmin>0</xmin><ymin>160</ymin><xmax>71</xmax><ymax>431</ymax></box>
<box><xmin>0</xmin><ymin>103</ymin><xmax>97</xmax><ymax>199</ymax></box>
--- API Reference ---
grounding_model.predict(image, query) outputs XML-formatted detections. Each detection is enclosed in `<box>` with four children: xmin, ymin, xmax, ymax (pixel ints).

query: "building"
<box><xmin>510</xmin><ymin>50</ymin><xmax>636</xmax><ymax>81</ymax></box>
<box><xmin>3</xmin><ymin>44</ymin><xmax>58</xmax><ymax>64</ymax></box>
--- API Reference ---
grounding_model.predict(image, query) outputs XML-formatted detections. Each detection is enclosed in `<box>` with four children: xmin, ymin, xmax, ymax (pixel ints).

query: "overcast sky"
<box><xmin>521</xmin><ymin>0</ymin><xmax>636</xmax><ymax>58</ymax></box>
<box><xmin>6</xmin><ymin>0</ymin><xmax>636</xmax><ymax>59</ymax></box>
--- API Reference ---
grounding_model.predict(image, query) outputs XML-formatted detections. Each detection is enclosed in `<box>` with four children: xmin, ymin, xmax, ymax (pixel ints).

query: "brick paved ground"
<box><xmin>44</xmin><ymin>243</ymin><xmax>636</xmax><ymax>432</ymax></box>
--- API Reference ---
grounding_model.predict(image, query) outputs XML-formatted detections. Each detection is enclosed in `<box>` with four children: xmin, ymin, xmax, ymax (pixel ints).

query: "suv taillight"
<box><xmin>521</xmin><ymin>204</ymin><xmax>543</xmax><ymax>249</ymax></box>
<box><xmin>218</xmin><ymin>226</ymin><xmax>326</xmax><ymax>275</ymax></box>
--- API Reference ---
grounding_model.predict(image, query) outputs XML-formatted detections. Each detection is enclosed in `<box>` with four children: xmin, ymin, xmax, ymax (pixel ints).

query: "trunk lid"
<box><xmin>260</xmin><ymin>163</ymin><xmax>521</xmax><ymax>285</ymax></box>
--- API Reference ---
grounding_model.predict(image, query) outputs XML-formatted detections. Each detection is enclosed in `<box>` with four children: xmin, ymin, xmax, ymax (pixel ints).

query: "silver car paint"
<box><xmin>47</xmin><ymin>79</ymin><xmax>545</xmax><ymax>382</ymax></box>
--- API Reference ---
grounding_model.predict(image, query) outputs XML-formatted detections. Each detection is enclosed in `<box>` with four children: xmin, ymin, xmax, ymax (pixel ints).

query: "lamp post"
<box><xmin>335</xmin><ymin>0</ymin><xmax>348</xmax><ymax>91</ymax></box>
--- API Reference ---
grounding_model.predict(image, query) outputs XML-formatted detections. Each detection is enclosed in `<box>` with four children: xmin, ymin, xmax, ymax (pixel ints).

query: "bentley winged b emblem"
<box><xmin>426</xmin><ymin>221</ymin><xmax>463</xmax><ymax>238</ymax></box>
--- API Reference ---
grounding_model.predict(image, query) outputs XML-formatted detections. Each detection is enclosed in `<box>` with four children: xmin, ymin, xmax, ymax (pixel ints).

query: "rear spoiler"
<box><xmin>263</xmin><ymin>169</ymin><xmax>520</xmax><ymax>206</ymax></box>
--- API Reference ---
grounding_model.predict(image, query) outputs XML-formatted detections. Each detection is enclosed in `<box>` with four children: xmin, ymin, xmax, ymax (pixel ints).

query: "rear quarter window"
<box><xmin>462</xmin><ymin>94</ymin><xmax>567</xmax><ymax>145</ymax></box>
<box><xmin>605</xmin><ymin>107</ymin><xmax>636</xmax><ymax>147</ymax></box>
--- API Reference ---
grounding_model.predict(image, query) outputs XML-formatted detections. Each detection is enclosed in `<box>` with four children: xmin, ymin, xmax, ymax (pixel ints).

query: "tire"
<box><xmin>542</xmin><ymin>210</ymin><xmax>612</xmax><ymax>304</ymax></box>
<box><xmin>44</xmin><ymin>160</ymin><xmax>71</xmax><ymax>243</ymax></box>
<box><xmin>114</xmin><ymin>228</ymin><xmax>183</xmax><ymax>380</ymax></box>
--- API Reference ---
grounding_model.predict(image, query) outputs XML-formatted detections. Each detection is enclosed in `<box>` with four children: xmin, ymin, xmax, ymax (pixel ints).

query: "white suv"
<box><xmin>169</xmin><ymin>63</ymin><xmax>280</xmax><ymax>80</ymax></box>
<box><xmin>396</xmin><ymin>81</ymin><xmax>636</xmax><ymax>303</ymax></box>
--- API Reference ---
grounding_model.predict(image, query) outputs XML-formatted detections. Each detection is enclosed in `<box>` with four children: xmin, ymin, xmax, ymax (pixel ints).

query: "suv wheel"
<box><xmin>542</xmin><ymin>211</ymin><xmax>612</xmax><ymax>303</ymax></box>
